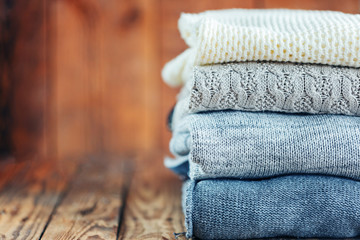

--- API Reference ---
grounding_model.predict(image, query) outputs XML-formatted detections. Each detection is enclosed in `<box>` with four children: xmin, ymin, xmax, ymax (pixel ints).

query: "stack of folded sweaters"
<box><xmin>162</xmin><ymin>9</ymin><xmax>360</xmax><ymax>239</ymax></box>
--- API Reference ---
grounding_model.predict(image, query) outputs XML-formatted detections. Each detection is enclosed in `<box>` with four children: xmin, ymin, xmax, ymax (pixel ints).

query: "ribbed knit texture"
<box><xmin>167</xmin><ymin>110</ymin><xmax>360</xmax><ymax>180</ymax></box>
<box><xmin>162</xmin><ymin>9</ymin><xmax>360</xmax><ymax>86</ymax></box>
<box><xmin>173</xmin><ymin>62</ymin><xmax>360</xmax><ymax>122</ymax></box>
<box><xmin>183</xmin><ymin>175</ymin><xmax>360</xmax><ymax>239</ymax></box>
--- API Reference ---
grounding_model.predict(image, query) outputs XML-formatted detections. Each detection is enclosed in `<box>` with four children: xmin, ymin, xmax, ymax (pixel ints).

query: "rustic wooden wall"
<box><xmin>1</xmin><ymin>0</ymin><xmax>49</xmax><ymax>161</ymax></box>
<box><xmin>4</xmin><ymin>0</ymin><xmax>360</xmax><ymax>162</ymax></box>
<box><xmin>0</xmin><ymin>0</ymin><xmax>12</xmax><ymax>157</ymax></box>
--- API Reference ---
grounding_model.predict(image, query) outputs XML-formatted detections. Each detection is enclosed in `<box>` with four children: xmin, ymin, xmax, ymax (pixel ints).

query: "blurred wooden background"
<box><xmin>2</xmin><ymin>0</ymin><xmax>360</xmax><ymax>162</ymax></box>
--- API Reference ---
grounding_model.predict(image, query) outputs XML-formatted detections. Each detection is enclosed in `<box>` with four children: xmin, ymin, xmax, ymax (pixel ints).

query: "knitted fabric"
<box><xmin>171</xmin><ymin>62</ymin><xmax>360</xmax><ymax>125</ymax></box>
<box><xmin>183</xmin><ymin>175</ymin><xmax>360</xmax><ymax>239</ymax></box>
<box><xmin>162</xmin><ymin>9</ymin><xmax>360</xmax><ymax>86</ymax></box>
<box><xmin>166</xmin><ymin>110</ymin><xmax>360</xmax><ymax>180</ymax></box>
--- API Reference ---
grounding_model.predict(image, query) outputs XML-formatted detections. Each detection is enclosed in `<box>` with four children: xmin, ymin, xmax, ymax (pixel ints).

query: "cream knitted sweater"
<box><xmin>162</xmin><ymin>9</ymin><xmax>360</xmax><ymax>87</ymax></box>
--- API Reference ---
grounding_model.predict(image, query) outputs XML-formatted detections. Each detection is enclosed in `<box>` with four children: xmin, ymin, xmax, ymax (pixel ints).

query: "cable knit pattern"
<box><xmin>173</xmin><ymin>62</ymin><xmax>360</xmax><ymax>123</ymax></box>
<box><xmin>162</xmin><ymin>9</ymin><xmax>360</xmax><ymax>86</ymax></box>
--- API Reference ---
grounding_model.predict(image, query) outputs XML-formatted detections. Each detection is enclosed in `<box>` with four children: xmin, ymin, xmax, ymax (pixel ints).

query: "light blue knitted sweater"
<box><xmin>166</xmin><ymin>110</ymin><xmax>360</xmax><ymax>180</ymax></box>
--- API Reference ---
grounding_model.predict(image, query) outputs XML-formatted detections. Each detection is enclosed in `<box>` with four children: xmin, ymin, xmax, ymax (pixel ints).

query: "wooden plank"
<box><xmin>52</xmin><ymin>0</ymin><xmax>93</xmax><ymax>160</ymax></box>
<box><xmin>52</xmin><ymin>0</ymin><xmax>164</xmax><ymax>158</ymax></box>
<box><xmin>0</xmin><ymin>158</ymin><xmax>79</xmax><ymax>239</ymax></box>
<box><xmin>119</xmin><ymin>153</ymin><xmax>184</xmax><ymax>240</ymax></box>
<box><xmin>8</xmin><ymin>0</ymin><xmax>49</xmax><ymax>160</ymax></box>
<box><xmin>41</xmin><ymin>156</ymin><xmax>132</xmax><ymax>239</ymax></box>
<box><xmin>100</xmin><ymin>0</ymin><xmax>150</xmax><ymax>154</ymax></box>
<box><xmin>139</xmin><ymin>0</ymin><xmax>162</xmax><ymax>152</ymax></box>
<box><xmin>0</xmin><ymin>1</ymin><xmax>12</xmax><ymax>157</ymax></box>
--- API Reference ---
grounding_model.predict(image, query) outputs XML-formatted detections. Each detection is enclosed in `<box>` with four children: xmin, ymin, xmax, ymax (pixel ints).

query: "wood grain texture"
<box><xmin>140</xmin><ymin>0</ymin><xmax>162</xmax><ymax>153</ymax></box>
<box><xmin>52</xmin><ymin>0</ymin><xmax>98</xmax><ymax>160</ymax></box>
<box><xmin>41</xmin><ymin>156</ymin><xmax>132</xmax><ymax>240</ymax></box>
<box><xmin>0</xmin><ymin>158</ymin><xmax>78</xmax><ymax>239</ymax></box>
<box><xmin>0</xmin><ymin>154</ymin><xmax>186</xmax><ymax>239</ymax></box>
<box><xmin>0</xmin><ymin>0</ymin><xmax>12</xmax><ymax>156</ymax></box>
<box><xmin>8</xmin><ymin>0</ymin><xmax>49</xmax><ymax>160</ymax></box>
<box><xmin>119</xmin><ymin>153</ymin><xmax>184</xmax><ymax>240</ymax></box>
<box><xmin>52</xmin><ymin>0</ymin><xmax>164</xmax><ymax>160</ymax></box>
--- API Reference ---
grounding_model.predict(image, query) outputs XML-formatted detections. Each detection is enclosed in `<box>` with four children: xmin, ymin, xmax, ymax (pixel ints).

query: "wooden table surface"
<box><xmin>0</xmin><ymin>153</ymin><xmax>185</xmax><ymax>240</ymax></box>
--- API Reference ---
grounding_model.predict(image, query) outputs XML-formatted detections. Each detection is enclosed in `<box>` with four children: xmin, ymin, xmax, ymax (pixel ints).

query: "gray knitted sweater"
<box><xmin>172</xmin><ymin>62</ymin><xmax>360</xmax><ymax>126</ymax></box>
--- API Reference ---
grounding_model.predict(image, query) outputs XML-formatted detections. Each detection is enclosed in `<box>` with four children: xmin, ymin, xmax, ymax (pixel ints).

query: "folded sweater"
<box><xmin>166</xmin><ymin>110</ymin><xmax>360</xmax><ymax>180</ymax></box>
<box><xmin>183</xmin><ymin>175</ymin><xmax>360</xmax><ymax>239</ymax></box>
<box><xmin>162</xmin><ymin>9</ymin><xmax>360</xmax><ymax>86</ymax></box>
<box><xmin>172</xmin><ymin>62</ymin><xmax>360</xmax><ymax>122</ymax></box>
